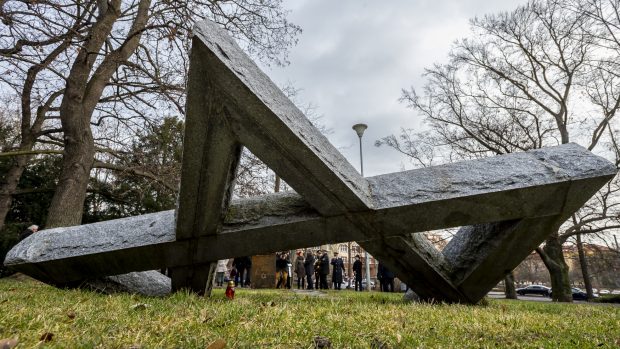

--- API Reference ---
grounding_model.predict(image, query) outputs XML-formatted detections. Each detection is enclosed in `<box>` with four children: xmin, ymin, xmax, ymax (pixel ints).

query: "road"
<box><xmin>487</xmin><ymin>291</ymin><xmax>619</xmax><ymax>306</ymax></box>
<box><xmin>488</xmin><ymin>291</ymin><xmax>556</xmax><ymax>302</ymax></box>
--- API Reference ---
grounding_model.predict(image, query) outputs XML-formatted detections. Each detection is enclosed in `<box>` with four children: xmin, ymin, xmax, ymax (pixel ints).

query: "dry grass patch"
<box><xmin>1</xmin><ymin>276</ymin><xmax>619</xmax><ymax>348</ymax></box>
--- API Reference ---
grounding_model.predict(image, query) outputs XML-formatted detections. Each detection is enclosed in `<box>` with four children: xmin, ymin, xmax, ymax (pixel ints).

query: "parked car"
<box><xmin>549</xmin><ymin>288</ymin><xmax>598</xmax><ymax>300</ymax></box>
<box><xmin>516</xmin><ymin>285</ymin><xmax>551</xmax><ymax>297</ymax></box>
<box><xmin>599</xmin><ymin>289</ymin><xmax>611</xmax><ymax>295</ymax></box>
<box><xmin>611</xmin><ymin>290</ymin><xmax>620</xmax><ymax>295</ymax></box>
<box><xmin>361</xmin><ymin>280</ymin><xmax>376</xmax><ymax>290</ymax></box>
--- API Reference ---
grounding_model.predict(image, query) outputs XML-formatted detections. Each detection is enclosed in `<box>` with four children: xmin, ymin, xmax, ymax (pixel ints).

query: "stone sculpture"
<box><xmin>4</xmin><ymin>20</ymin><xmax>617</xmax><ymax>303</ymax></box>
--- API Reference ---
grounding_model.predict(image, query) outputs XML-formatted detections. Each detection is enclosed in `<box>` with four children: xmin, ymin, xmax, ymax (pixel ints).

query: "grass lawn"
<box><xmin>1</xmin><ymin>276</ymin><xmax>619</xmax><ymax>348</ymax></box>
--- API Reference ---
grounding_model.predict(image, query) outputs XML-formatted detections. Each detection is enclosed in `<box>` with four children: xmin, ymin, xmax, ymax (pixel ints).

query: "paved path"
<box><xmin>290</xmin><ymin>289</ymin><xmax>328</xmax><ymax>297</ymax></box>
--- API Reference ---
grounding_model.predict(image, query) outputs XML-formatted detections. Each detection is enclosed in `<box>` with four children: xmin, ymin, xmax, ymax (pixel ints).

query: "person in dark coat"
<box><xmin>304</xmin><ymin>250</ymin><xmax>315</xmax><ymax>289</ymax></box>
<box><xmin>352</xmin><ymin>254</ymin><xmax>363</xmax><ymax>291</ymax></box>
<box><xmin>294</xmin><ymin>250</ymin><xmax>306</xmax><ymax>289</ymax></box>
<box><xmin>319</xmin><ymin>250</ymin><xmax>330</xmax><ymax>289</ymax></box>
<box><xmin>233</xmin><ymin>256</ymin><xmax>252</xmax><ymax>287</ymax></box>
<box><xmin>330</xmin><ymin>252</ymin><xmax>345</xmax><ymax>290</ymax></box>
<box><xmin>378</xmin><ymin>262</ymin><xmax>395</xmax><ymax>292</ymax></box>
<box><xmin>314</xmin><ymin>250</ymin><xmax>321</xmax><ymax>289</ymax></box>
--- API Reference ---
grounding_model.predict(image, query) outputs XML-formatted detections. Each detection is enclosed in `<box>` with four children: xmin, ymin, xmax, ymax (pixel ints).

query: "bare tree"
<box><xmin>379</xmin><ymin>0</ymin><xmax>620</xmax><ymax>301</ymax></box>
<box><xmin>0</xmin><ymin>1</ymin><xmax>301</xmax><ymax>229</ymax></box>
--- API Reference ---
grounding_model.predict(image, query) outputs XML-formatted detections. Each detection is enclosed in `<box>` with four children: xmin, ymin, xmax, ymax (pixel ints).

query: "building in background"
<box><xmin>513</xmin><ymin>243</ymin><xmax>620</xmax><ymax>289</ymax></box>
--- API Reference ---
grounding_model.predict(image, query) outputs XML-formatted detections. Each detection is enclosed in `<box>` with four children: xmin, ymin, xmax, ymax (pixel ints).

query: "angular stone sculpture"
<box><xmin>4</xmin><ymin>19</ymin><xmax>617</xmax><ymax>303</ymax></box>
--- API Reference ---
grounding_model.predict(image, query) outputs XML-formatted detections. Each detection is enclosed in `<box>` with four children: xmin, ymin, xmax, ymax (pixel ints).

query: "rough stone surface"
<box><xmin>81</xmin><ymin>271</ymin><xmax>171</xmax><ymax>296</ymax></box>
<box><xmin>172</xmin><ymin>39</ymin><xmax>244</xmax><ymax>292</ymax></box>
<box><xmin>358</xmin><ymin>234</ymin><xmax>466</xmax><ymax>302</ymax></box>
<box><xmin>369</xmin><ymin>143</ymin><xmax>615</xmax><ymax>209</ymax></box>
<box><xmin>6</xmin><ymin>210</ymin><xmax>176</xmax><ymax>265</ymax></box>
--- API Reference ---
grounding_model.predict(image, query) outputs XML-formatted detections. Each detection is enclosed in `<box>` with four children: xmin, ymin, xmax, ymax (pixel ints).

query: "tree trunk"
<box><xmin>45</xmin><ymin>0</ymin><xmax>149</xmax><ymax>228</ymax></box>
<box><xmin>0</xmin><ymin>156</ymin><xmax>30</xmax><ymax>232</ymax></box>
<box><xmin>45</xmin><ymin>117</ymin><xmax>95</xmax><ymax>228</ymax></box>
<box><xmin>576</xmin><ymin>233</ymin><xmax>594</xmax><ymax>300</ymax></box>
<box><xmin>504</xmin><ymin>271</ymin><xmax>517</xmax><ymax>299</ymax></box>
<box><xmin>538</xmin><ymin>232</ymin><xmax>572</xmax><ymax>302</ymax></box>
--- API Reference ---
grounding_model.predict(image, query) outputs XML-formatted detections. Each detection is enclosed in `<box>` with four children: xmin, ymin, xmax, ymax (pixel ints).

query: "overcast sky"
<box><xmin>259</xmin><ymin>0</ymin><xmax>528</xmax><ymax>177</ymax></box>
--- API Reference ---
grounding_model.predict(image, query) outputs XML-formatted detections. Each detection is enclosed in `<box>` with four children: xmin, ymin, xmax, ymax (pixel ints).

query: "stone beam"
<box><xmin>441</xmin><ymin>164</ymin><xmax>616</xmax><ymax>303</ymax></box>
<box><xmin>372</xmin><ymin>145</ymin><xmax>617</xmax><ymax>304</ymax></box>
<box><xmin>172</xmin><ymin>34</ymin><xmax>244</xmax><ymax>294</ymax></box>
<box><xmin>2</xmin><ymin>193</ymin><xmax>343</xmax><ymax>284</ymax></box>
<box><xmin>357</xmin><ymin>235</ymin><xmax>467</xmax><ymax>302</ymax></box>
<box><xmin>5</xmin><ymin>145</ymin><xmax>616</xmax><ymax>296</ymax></box>
<box><xmin>191</xmin><ymin>20</ymin><xmax>373</xmax><ymax>216</ymax></box>
<box><xmin>366</xmin><ymin>143</ymin><xmax>614</xmax><ymax>234</ymax></box>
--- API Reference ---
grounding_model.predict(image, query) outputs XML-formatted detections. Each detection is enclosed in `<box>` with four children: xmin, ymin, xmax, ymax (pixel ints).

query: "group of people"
<box><xmin>214</xmin><ymin>250</ymin><xmax>398</xmax><ymax>292</ymax></box>
<box><xmin>284</xmin><ymin>249</ymin><xmax>367</xmax><ymax>291</ymax></box>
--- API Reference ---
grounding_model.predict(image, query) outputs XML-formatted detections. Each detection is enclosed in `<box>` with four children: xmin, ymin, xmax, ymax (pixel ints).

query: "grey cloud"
<box><xmin>260</xmin><ymin>0</ymin><xmax>527</xmax><ymax>176</ymax></box>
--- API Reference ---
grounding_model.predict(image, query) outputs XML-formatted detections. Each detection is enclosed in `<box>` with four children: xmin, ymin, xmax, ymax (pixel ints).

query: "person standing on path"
<box><xmin>314</xmin><ymin>250</ymin><xmax>321</xmax><ymax>289</ymax></box>
<box><xmin>215</xmin><ymin>259</ymin><xmax>229</xmax><ymax>287</ymax></box>
<box><xmin>352</xmin><ymin>255</ymin><xmax>363</xmax><ymax>291</ymax></box>
<box><xmin>294</xmin><ymin>250</ymin><xmax>306</xmax><ymax>289</ymax></box>
<box><xmin>304</xmin><ymin>250</ymin><xmax>315</xmax><ymax>290</ymax></box>
<box><xmin>330</xmin><ymin>252</ymin><xmax>345</xmax><ymax>290</ymax></box>
<box><xmin>233</xmin><ymin>256</ymin><xmax>252</xmax><ymax>287</ymax></box>
<box><xmin>319</xmin><ymin>250</ymin><xmax>330</xmax><ymax>290</ymax></box>
<box><xmin>378</xmin><ymin>262</ymin><xmax>395</xmax><ymax>292</ymax></box>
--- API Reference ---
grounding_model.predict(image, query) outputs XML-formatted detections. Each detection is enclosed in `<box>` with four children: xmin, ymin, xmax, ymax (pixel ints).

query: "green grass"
<box><xmin>1</xmin><ymin>276</ymin><xmax>619</xmax><ymax>348</ymax></box>
<box><xmin>593</xmin><ymin>294</ymin><xmax>620</xmax><ymax>304</ymax></box>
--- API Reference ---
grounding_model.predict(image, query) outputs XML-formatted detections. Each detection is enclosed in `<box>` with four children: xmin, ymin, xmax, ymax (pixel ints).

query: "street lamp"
<box><xmin>352</xmin><ymin>124</ymin><xmax>368</xmax><ymax>176</ymax></box>
<box><xmin>352</xmin><ymin>123</ymin><xmax>372</xmax><ymax>291</ymax></box>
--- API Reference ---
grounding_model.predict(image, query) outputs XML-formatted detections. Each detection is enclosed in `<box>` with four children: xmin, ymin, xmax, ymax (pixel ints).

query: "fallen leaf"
<box><xmin>39</xmin><ymin>332</ymin><xmax>54</xmax><ymax>342</ymax></box>
<box><xmin>206</xmin><ymin>338</ymin><xmax>226</xmax><ymax>349</ymax></box>
<box><xmin>314</xmin><ymin>336</ymin><xmax>332</xmax><ymax>348</ymax></box>
<box><xmin>67</xmin><ymin>311</ymin><xmax>76</xmax><ymax>319</ymax></box>
<box><xmin>0</xmin><ymin>338</ymin><xmax>18</xmax><ymax>349</ymax></box>
<box><xmin>396</xmin><ymin>333</ymin><xmax>402</xmax><ymax>343</ymax></box>
<box><xmin>200</xmin><ymin>309</ymin><xmax>214</xmax><ymax>323</ymax></box>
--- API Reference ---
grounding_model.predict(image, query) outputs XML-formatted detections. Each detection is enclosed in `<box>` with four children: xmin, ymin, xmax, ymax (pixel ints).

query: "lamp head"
<box><xmin>352</xmin><ymin>123</ymin><xmax>368</xmax><ymax>138</ymax></box>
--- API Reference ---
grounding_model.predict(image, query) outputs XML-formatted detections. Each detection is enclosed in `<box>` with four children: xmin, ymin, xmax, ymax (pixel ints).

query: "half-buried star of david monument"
<box><xmin>4</xmin><ymin>20</ymin><xmax>617</xmax><ymax>304</ymax></box>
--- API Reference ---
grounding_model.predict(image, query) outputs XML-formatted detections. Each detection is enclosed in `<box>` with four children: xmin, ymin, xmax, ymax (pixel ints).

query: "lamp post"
<box><xmin>352</xmin><ymin>123</ymin><xmax>372</xmax><ymax>291</ymax></box>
